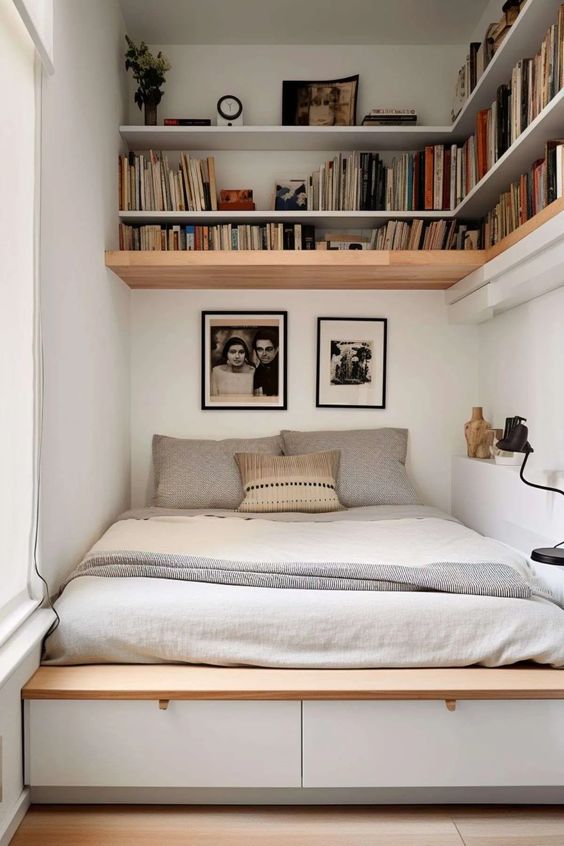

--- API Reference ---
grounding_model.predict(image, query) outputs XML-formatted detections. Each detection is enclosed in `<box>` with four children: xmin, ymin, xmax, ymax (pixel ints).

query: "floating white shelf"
<box><xmin>451</xmin><ymin>0</ymin><xmax>564</xmax><ymax>137</ymax></box>
<box><xmin>118</xmin><ymin>210</ymin><xmax>455</xmax><ymax>227</ymax></box>
<box><xmin>118</xmin><ymin>0</ymin><xmax>564</xmax><ymax>154</ymax></box>
<box><xmin>119</xmin><ymin>125</ymin><xmax>454</xmax><ymax>153</ymax></box>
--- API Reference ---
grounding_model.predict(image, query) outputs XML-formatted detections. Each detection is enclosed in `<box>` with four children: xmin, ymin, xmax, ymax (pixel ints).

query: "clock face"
<box><xmin>217</xmin><ymin>95</ymin><xmax>243</xmax><ymax>120</ymax></box>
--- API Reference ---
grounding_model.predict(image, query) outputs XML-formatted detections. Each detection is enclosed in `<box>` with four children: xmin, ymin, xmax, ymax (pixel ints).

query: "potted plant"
<box><xmin>124</xmin><ymin>36</ymin><xmax>171</xmax><ymax>126</ymax></box>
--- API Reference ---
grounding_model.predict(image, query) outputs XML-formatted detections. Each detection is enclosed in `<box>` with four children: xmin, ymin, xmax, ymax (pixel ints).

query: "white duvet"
<box><xmin>44</xmin><ymin>506</ymin><xmax>564</xmax><ymax>668</ymax></box>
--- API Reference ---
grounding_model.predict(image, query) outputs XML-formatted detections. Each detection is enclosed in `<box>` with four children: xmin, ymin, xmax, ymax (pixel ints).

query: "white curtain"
<box><xmin>0</xmin><ymin>0</ymin><xmax>39</xmax><ymax>643</ymax></box>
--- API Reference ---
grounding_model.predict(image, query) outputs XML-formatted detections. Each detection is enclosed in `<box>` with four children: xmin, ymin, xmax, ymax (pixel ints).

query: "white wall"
<box><xmin>126</xmin><ymin>38</ymin><xmax>480</xmax><ymax>515</ymax></box>
<box><xmin>40</xmin><ymin>0</ymin><xmax>130</xmax><ymax>590</ymax></box>
<box><xmin>131</xmin><ymin>289</ymin><xmax>480</xmax><ymax>512</ymax></box>
<box><xmin>127</xmin><ymin>44</ymin><xmax>465</xmax><ymax>127</ymax></box>
<box><xmin>478</xmin><ymin>285</ymin><xmax>564</xmax><ymax>481</ymax></box>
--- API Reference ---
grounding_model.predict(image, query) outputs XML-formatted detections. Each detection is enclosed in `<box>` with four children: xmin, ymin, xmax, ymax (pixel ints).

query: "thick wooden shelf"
<box><xmin>105</xmin><ymin>249</ymin><xmax>484</xmax><ymax>290</ymax></box>
<box><xmin>107</xmin><ymin>197</ymin><xmax>564</xmax><ymax>290</ymax></box>
<box><xmin>23</xmin><ymin>665</ymin><xmax>564</xmax><ymax>701</ymax></box>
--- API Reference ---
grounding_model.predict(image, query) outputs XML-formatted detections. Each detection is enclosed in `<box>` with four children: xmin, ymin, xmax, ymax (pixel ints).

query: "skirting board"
<box><xmin>0</xmin><ymin>789</ymin><xmax>30</xmax><ymax>846</ymax></box>
<box><xmin>31</xmin><ymin>786</ymin><xmax>564</xmax><ymax>805</ymax></box>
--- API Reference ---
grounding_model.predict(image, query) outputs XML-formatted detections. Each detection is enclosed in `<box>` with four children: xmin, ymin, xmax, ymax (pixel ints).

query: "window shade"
<box><xmin>0</xmin><ymin>0</ymin><xmax>38</xmax><ymax>644</ymax></box>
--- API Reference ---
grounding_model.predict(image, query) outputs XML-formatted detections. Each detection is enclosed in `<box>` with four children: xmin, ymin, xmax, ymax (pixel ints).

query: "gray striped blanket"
<box><xmin>66</xmin><ymin>550</ymin><xmax>532</xmax><ymax>598</ymax></box>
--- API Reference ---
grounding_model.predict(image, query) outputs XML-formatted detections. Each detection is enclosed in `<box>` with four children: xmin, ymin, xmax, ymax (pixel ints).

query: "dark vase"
<box><xmin>144</xmin><ymin>94</ymin><xmax>159</xmax><ymax>126</ymax></box>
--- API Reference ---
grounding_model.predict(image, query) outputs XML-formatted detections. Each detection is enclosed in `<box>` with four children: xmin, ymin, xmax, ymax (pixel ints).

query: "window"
<box><xmin>0</xmin><ymin>0</ymin><xmax>40</xmax><ymax>644</ymax></box>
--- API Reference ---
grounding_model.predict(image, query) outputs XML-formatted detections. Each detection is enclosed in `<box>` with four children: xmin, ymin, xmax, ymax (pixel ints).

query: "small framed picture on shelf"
<box><xmin>282</xmin><ymin>74</ymin><xmax>359</xmax><ymax>126</ymax></box>
<box><xmin>202</xmin><ymin>311</ymin><xmax>287</xmax><ymax>410</ymax></box>
<box><xmin>316</xmin><ymin>317</ymin><xmax>387</xmax><ymax>409</ymax></box>
<box><xmin>274</xmin><ymin>178</ymin><xmax>307</xmax><ymax>211</ymax></box>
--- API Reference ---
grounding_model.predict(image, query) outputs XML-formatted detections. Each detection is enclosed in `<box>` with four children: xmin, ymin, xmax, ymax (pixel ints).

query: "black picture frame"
<box><xmin>202</xmin><ymin>311</ymin><xmax>288</xmax><ymax>410</ymax></box>
<box><xmin>282</xmin><ymin>74</ymin><xmax>359</xmax><ymax>126</ymax></box>
<box><xmin>316</xmin><ymin>317</ymin><xmax>387</xmax><ymax>409</ymax></box>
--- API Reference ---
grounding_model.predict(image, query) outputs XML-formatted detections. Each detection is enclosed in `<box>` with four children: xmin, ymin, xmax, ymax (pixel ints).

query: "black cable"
<box><xmin>519</xmin><ymin>450</ymin><xmax>564</xmax><ymax>499</ymax></box>
<box><xmin>518</xmin><ymin>451</ymin><xmax>564</xmax><ymax>554</ymax></box>
<box><xmin>30</xmin><ymin>182</ymin><xmax>60</xmax><ymax>645</ymax></box>
<box><xmin>35</xmin><ymin>326</ymin><xmax>60</xmax><ymax>644</ymax></box>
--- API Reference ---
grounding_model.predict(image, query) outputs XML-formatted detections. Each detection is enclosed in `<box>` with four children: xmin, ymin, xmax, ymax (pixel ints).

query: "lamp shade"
<box><xmin>496</xmin><ymin>422</ymin><xmax>532</xmax><ymax>453</ymax></box>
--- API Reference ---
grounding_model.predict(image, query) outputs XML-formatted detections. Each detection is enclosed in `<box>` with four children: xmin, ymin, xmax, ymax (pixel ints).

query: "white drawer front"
<box><xmin>303</xmin><ymin>700</ymin><xmax>564</xmax><ymax>787</ymax></box>
<box><xmin>29</xmin><ymin>699</ymin><xmax>301</xmax><ymax>788</ymax></box>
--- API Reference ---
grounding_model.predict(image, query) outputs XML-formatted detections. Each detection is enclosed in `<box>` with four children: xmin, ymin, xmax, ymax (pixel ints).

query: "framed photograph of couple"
<box><xmin>202</xmin><ymin>311</ymin><xmax>287</xmax><ymax>410</ymax></box>
<box><xmin>316</xmin><ymin>317</ymin><xmax>387</xmax><ymax>409</ymax></box>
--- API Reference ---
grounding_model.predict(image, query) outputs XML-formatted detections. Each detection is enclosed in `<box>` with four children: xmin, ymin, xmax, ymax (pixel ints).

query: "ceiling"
<box><xmin>119</xmin><ymin>0</ymin><xmax>490</xmax><ymax>46</ymax></box>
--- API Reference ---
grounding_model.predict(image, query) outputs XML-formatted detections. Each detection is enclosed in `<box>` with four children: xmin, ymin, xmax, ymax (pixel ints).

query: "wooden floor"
<box><xmin>11</xmin><ymin>805</ymin><xmax>564</xmax><ymax>846</ymax></box>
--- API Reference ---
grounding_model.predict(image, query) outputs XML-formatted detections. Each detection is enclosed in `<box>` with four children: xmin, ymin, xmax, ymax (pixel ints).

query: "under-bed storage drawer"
<box><xmin>28</xmin><ymin>700</ymin><xmax>301</xmax><ymax>788</ymax></box>
<box><xmin>303</xmin><ymin>700</ymin><xmax>564</xmax><ymax>787</ymax></box>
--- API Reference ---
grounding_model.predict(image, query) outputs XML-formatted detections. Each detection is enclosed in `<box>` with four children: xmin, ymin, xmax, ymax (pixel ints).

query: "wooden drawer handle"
<box><xmin>445</xmin><ymin>699</ymin><xmax>457</xmax><ymax>712</ymax></box>
<box><xmin>158</xmin><ymin>699</ymin><xmax>170</xmax><ymax>710</ymax></box>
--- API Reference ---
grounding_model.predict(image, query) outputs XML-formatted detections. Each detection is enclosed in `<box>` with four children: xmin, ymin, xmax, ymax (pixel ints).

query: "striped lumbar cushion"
<box><xmin>235</xmin><ymin>450</ymin><xmax>344</xmax><ymax>513</ymax></box>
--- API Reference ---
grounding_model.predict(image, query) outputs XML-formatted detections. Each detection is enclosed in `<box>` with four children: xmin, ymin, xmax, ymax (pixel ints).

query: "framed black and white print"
<box><xmin>316</xmin><ymin>317</ymin><xmax>387</xmax><ymax>408</ymax></box>
<box><xmin>202</xmin><ymin>311</ymin><xmax>287</xmax><ymax>410</ymax></box>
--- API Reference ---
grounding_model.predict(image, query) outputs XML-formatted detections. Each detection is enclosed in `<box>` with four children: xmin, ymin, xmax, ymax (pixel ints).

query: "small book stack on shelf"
<box><xmin>481</xmin><ymin>138</ymin><xmax>564</xmax><ymax>247</ymax></box>
<box><xmin>361</xmin><ymin>108</ymin><xmax>417</xmax><ymax>126</ymax></box>
<box><xmin>119</xmin><ymin>151</ymin><xmax>218</xmax><ymax>211</ymax></box>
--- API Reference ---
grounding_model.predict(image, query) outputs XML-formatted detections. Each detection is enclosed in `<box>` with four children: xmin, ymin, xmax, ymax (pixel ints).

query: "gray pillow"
<box><xmin>152</xmin><ymin>434</ymin><xmax>283</xmax><ymax>509</ymax></box>
<box><xmin>280</xmin><ymin>428</ymin><xmax>419</xmax><ymax>507</ymax></box>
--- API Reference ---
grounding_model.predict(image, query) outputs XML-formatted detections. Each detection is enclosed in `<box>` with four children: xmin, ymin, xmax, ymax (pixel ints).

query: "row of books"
<box><xmin>456</xmin><ymin>4</ymin><xmax>564</xmax><ymax>186</ymax></box>
<box><xmin>506</xmin><ymin>10</ymin><xmax>564</xmax><ymax>144</ymax></box>
<box><xmin>451</xmin><ymin>1</ymin><xmax>523</xmax><ymax>121</ymax></box>
<box><xmin>119</xmin><ymin>222</ymin><xmax>316</xmax><ymax>251</ymax></box>
<box><xmin>118</xmin><ymin>219</ymin><xmax>480</xmax><ymax>252</ymax></box>
<box><xmin>481</xmin><ymin>139</ymin><xmax>564</xmax><ymax>248</ymax></box>
<box><xmin>119</xmin><ymin>151</ymin><xmax>218</xmax><ymax>212</ymax></box>
<box><xmin>304</xmin><ymin>147</ymin><xmax>476</xmax><ymax>212</ymax></box>
<box><xmin>371</xmin><ymin>220</ymin><xmax>479</xmax><ymax>251</ymax></box>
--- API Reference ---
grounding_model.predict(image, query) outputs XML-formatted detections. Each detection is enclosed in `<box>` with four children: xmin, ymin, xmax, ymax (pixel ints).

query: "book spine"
<box><xmin>424</xmin><ymin>146</ymin><xmax>434</xmax><ymax>210</ymax></box>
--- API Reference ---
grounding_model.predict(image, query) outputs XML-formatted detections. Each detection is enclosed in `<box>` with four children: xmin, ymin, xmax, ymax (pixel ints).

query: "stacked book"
<box><xmin>481</xmin><ymin>138</ymin><xmax>564</xmax><ymax>247</ymax></box>
<box><xmin>451</xmin><ymin>0</ymin><xmax>524</xmax><ymax>121</ymax></box>
<box><xmin>371</xmin><ymin>219</ymin><xmax>479</xmax><ymax>250</ymax></box>
<box><xmin>306</xmin><ymin>148</ymin><xmax>468</xmax><ymax>212</ymax></box>
<box><xmin>119</xmin><ymin>151</ymin><xmax>218</xmax><ymax>212</ymax></box>
<box><xmin>118</xmin><ymin>219</ymin><xmax>481</xmax><ymax>252</ymax></box>
<box><xmin>361</xmin><ymin>108</ymin><xmax>417</xmax><ymax>127</ymax></box>
<box><xmin>455</xmin><ymin>4</ymin><xmax>564</xmax><ymax>204</ymax></box>
<box><xmin>119</xmin><ymin>222</ymin><xmax>316</xmax><ymax>251</ymax></box>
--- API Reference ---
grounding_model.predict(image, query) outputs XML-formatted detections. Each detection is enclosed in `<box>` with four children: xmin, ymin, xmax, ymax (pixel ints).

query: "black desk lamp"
<box><xmin>496</xmin><ymin>417</ymin><xmax>564</xmax><ymax>566</ymax></box>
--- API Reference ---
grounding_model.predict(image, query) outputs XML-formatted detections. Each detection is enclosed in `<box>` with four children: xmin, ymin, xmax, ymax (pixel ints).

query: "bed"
<box><xmin>27</xmin><ymin>428</ymin><xmax>564</xmax><ymax>802</ymax></box>
<box><xmin>43</xmin><ymin>503</ymin><xmax>564</xmax><ymax>668</ymax></box>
